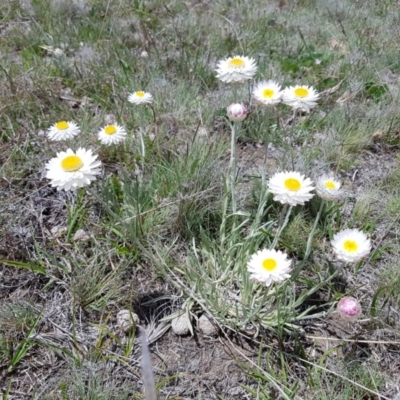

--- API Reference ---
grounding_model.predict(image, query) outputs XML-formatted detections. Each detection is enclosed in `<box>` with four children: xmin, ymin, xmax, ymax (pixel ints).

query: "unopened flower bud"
<box><xmin>337</xmin><ymin>297</ymin><xmax>362</xmax><ymax>321</ymax></box>
<box><xmin>227</xmin><ymin>103</ymin><xmax>247</xmax><ymax>122</ymax></box>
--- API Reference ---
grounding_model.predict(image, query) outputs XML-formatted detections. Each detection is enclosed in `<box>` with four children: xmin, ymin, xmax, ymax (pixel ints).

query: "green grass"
<box><xmin>1</xmin><ymin>0</ymin><xmax>400</xmax><ymax>398</ymax></box>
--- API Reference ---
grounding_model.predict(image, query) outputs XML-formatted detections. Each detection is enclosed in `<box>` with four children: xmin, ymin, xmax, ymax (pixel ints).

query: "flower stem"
<box><xmin>137</xmin><ymin>128</ymin><xmax>146</xmax><ymax>171</ymax></box>
<box><xmin>233</xmin><ymin>84</ymin><xmax>238</xmax><ymax>102</ymax></box>
<box><xmin>229</xmin><ymin>121</ymin><xmax>238</xmax><ymax>216</ymax></box>
<box><xmin>149</xmin><ymin>104</ymin><xmax>157</xmax><ymax>126</ymax></box>
<box><xmin>272</xmin><ymin>205</ymin><xmax>293</xmax><ymax>249</ymax></box>
<box><xmin>148</xmin><ymin>104</ymin><xmax>160</xmax><ymax>158</ymax></box>
<box><xmin>135</xmin><ymin>106</ymin><xmax>148</xmax><ymax>171</ymax></box>
<box><xmin>305</xmin><ymin>200</ymin><xmax>325</xmax><ymax>259</ymax></box>
<box><xmin>291</xmin><ymin>200</ymin><xmax>325</xmax><ymax>280</ymax></box>
<box><xmin>289</xmin><ymin>108</ymin><xmax>298</xmax><ymax>170</ymax></box>
<box><xmin>262</xmin><ymin>108</ymin><xmax>271</xmax><ymax>171</ymax></box>
<box><xmin>220</xmin><ymin>121</ymin><xmax>238</xmax><ymax>244</ymax></box>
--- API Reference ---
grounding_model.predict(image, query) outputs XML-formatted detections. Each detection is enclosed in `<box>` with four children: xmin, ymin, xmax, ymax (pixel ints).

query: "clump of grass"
<box><xmin>0</xmin><ymin>301</ymin><xmax>38</xmax><ymax>339</ymax></box>
<box><xmin>0</xmin><ymin>333</ymin><xmax>11</xmax><ymax>364</ymax></box>
<box><xmin>280</xmin><ymin>212</ymin><xmax>322</xmax><ymax>257</ymax></box>
<box><xmin>372</xmin><ymin>263</ymin><xmax>400</xmax><ymax>316</ymax></box>
<box><xmin>101</xmin><ymin>136</ymin><xmax>227</xmax><ymax>243</ymax></box>
<box><xmin>40</xmin><ymin>245</ymin><xmax>128</xmax><ymax>312</ymax></box>
<box><xmin>40</xmin><ymin>367</ymin><xmax>135</xmax><ymax>400</ymax></box>
<box><xmin>0</xmin><ymin>302</ymin><xmax>39</xmax><ymax>371</ymax></box>
<box><xmin>308</xmin><ymin>363</ymin><xmax>386</xmax><ymax>400</ymax></box>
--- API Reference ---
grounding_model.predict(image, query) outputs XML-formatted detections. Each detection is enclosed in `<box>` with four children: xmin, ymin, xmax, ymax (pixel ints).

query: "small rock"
<box><xmin>73</xmin><ymin>229</ymin><xmax>91</xmax><ymax>241</ymax></box>
<box><xmin>372</xmin><ymin>130</ymin><xmax>384</xmax><ymax>141</ymax></box>
<box><xmin>50</xmin><ymin>226</ymin><xmax>67</xmax><ymax>238</ymax></box>
<box><xmin>53</xmin><ymin>48</ymin><xmax>64</xmax><ymax>58</ymax></box>
<box><xmin>117</xmin><ymin>310</ymin><xmax>139</xmax><ymax>333</ymax></box>
<box><xmin>242</xmin><ymin>324</ymin><xmax>257</xmax><ymax>337</ymax></box>
<box><xmin>171</xmin><ymin>314</ymin><xmax>191</xmax><ymax>336</ymax></box>
<box><xmin>198</xmin><ymin>314</ymin><xmax>218</xmax><ymax>337</ymax></box>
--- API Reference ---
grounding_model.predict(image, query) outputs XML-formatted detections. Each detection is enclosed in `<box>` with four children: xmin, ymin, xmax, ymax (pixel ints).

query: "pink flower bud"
<box><xmin>337</xmin><ymin>297</ymin><xmax>362</xmax><ymax>321</ymax></box>
<box><xmin>227</xmin><ymin>103</ymin><xmax>247</xmax><ymax>122</ymax></box>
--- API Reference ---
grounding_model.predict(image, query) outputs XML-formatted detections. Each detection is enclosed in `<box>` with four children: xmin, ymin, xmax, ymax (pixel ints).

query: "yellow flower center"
<box><xmin>284</xmin><ymin>178</ymin><xmax>301</xmax><ymax>191</ymax></box>
<box><xmin>61</xmin><ymin>155</ymin><xmax>83</xmax><ymax>172</ymax></box>
<box><xmin>262</xmin><ymin>88</ymin><xmax>275</xmax><ymax>98</ymax></box>
<box><xmin>343</xmin><ymin>240</ymin><xmax>358</xmax><ymax>253</ymax></box>
<box><xmin>294</xmin><ymin>87</ymin><xmax>309</xmax><ymax>98</ymax></box>
<box><xmin>135</xmin><ymin>91</ymin><xmax>145</xmax><ymax>97</ymax></box>
<box><xmin>262</xmin><ymin>258</ymin><xmax>278</xmax><ymax>272</ymax></box>
<box><xmin>104</xmin><ymin>125</ymin><xmax>117</xmax><ymax>135</ymax></box>
<box><xmin>228</xmin><ymin>58</ymin><xmax>245</xmax><ymax>68</ymax></box>
<box><xmin>56</xmin><ymin>121</ymin><xmax>69</xmax><ymax>130</ymax></box>
<box><xmin>324</xmin><ymin>180</ymin><xmax>336</xmax><ymax>190</ymax></box>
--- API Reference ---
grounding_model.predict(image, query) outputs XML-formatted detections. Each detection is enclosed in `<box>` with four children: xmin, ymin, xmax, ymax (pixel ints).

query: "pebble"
<box><xmin>73</xmin><ymin>229</ymin><xmax>91</xmax><ymax>241</ymax></box>
<box><xmin>171</xmin><ymin>314</ymin><xmax>191</xmax><ymax>336</ymax></box>
<box><xmin>198</xmin><ymin>314</ymin><xmax>219</xmax><ymax>337</ymax></box>
<box><xmin>117</xmin><ymin>310</ymin><xmax>139</xmax><ymax>333</ymax></box>
<box><xmin>50</xmin><ymin>226</ymin><xmax>67</xmax><ymax>237</ymax></box>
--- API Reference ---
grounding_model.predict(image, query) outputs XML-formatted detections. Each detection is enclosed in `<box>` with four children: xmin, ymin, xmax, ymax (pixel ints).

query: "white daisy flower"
<box><xmin>98</xmin><ymin>124</ymin><xmax>127</xmax><ymax>145</ymax></box>
<box><xmin>247</xmin><ymin>249</ymin><xmax>292</xmax><ymax>287</ymax></box>
<box><xmin>45</xmin><ymin>148</ymin><xmax>102</xmax><ymax>191</ymax></box>
<box><xmin>268</xmin><ymin>171</ymin><xmax>314</xmax><ymax>206</ymax></box>
<box><xmin>316</xmin><ymin>175</ymin><xmax>344</xmax><ymax>201</ymax></box>
<box><xmin>128</xmin><ymin>91</ymin><xmax>153</xmax><ymax>105</ymax></box>
<box><xmin>331</xmin><ymin>228</ymin><xmax>371</xmax><ymax>263</ymax></box>
<box><xmin>227</xmin><ymin>103</ymin><xmax>248</xmax><ymax>122</ymax></box>
<box><xmin>253</xmin><ymin>80</ymin><xmax>283</xmax><ymax>106</ymax></box>
<box><xmin>282</xmin><ymin>85</ymin><xmax>319</xmax><ymax>110</ymax></box>
<box><xmin>46</xmin><ymin>121</ymin><xmax>80</xmax><ymax>141</ymax></box>
<box><xmin>215</xmin><ymin>55</ymin><xmax>257</xmax><ymax>83</ymax></box>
